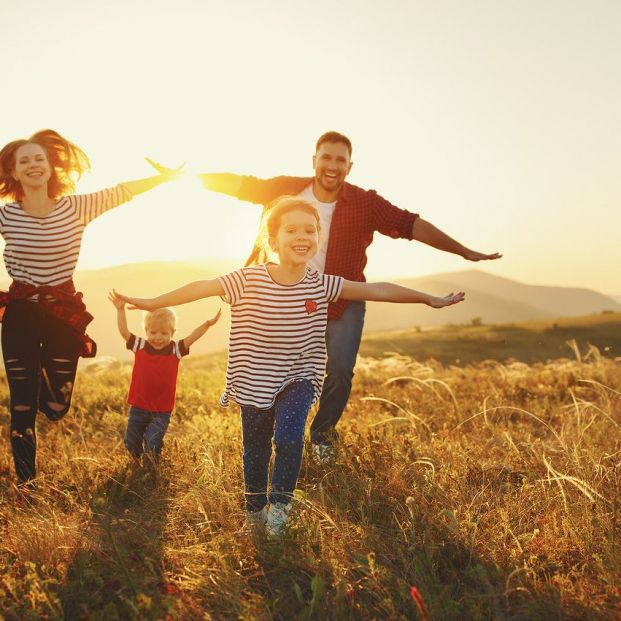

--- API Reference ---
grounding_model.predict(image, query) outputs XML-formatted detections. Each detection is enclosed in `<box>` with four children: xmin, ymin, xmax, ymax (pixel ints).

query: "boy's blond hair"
<box><xmin>143</xmin><ymin>307</ymin><xmax>177</xmax><ymax>332</ymax></box>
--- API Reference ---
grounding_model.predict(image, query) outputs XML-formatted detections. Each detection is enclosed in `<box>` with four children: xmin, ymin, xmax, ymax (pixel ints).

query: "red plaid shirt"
<box><xmin>216</xmin><ymin>175</ymin><xmax>419</xmax><ymax>319</ymax></box>
<box><xmin>0</xmin><ymin>280</ymin><xmax>97</xmax><ymax>357</ymax></box>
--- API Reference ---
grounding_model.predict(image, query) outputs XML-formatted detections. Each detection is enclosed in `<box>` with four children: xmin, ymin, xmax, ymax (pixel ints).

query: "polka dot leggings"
<box><xmin>240</xmin><ymin>379</ymin><xmax>314</xmax><ymax>512</ymax></box>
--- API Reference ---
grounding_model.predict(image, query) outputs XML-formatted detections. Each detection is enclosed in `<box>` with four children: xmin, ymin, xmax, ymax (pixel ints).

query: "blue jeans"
<box><xmin>310</xmin><ymin>300</ymin><xmax>365</xmax><ymax>446</ymax></box>
<box><xmin>124</xmin><ymin>407</ymin><xmax>171</xmax><ymax>459</ymax></box>
<box><xmin>240</xmin><ymin>379</ymin><xmax>314</xmax><ymax>512</ymax></box>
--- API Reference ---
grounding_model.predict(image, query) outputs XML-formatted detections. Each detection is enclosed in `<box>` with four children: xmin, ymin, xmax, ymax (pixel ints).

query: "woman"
<box><xmin>0</xmin><ymin>129</ymin><xmax>180</xmax><ymax>485</ymax></box>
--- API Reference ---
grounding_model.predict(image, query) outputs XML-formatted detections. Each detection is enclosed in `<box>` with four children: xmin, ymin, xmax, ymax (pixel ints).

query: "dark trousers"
<box><xmin>1</xmin><ymin>300</ymin><xmax>80</xmax><ymax>483</ymax></box>
<box><xmin>240</xmin><ymin>380</ymin><xmax>314</xmax><ymax>512</ymax></box>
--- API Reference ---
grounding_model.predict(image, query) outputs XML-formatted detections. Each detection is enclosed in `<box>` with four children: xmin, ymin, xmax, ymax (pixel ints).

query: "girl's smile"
<box><xmin>270</xmin><ymin>209</ymin><xmax>319</xmax><ymax>267</ymax></box>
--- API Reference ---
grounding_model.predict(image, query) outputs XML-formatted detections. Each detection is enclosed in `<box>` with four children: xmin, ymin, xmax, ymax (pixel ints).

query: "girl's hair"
<box><xmin>0</xmin><ymin>129</ymin><xmax>90</xmax><ymax>201</ymax></box>
<box><xmin>245</xmin><ymin>196</ymin><xmax>321</xmax><ymax>266</ymax></box>
<box><xmin>144</xmin><ymin>307</ymin><xmax>177</xmax><ymax>331</ymax></box>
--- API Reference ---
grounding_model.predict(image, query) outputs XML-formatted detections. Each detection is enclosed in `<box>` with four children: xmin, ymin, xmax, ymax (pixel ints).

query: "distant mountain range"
<box><xmin>364</xmin><ymin>269</ymin><xmax>621</xmax><ymax>333</ymax></box>
<box><xmin>1</xmin><ymin>263</ymin><xmax>618</xmax><ymax>360</ymax></box>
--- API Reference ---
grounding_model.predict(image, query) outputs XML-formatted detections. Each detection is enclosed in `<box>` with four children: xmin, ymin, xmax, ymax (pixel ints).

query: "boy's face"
<box><xmin>145</xmin><ymin>322</ymin><xmax>174</xmax><ymax>349</ymax></box>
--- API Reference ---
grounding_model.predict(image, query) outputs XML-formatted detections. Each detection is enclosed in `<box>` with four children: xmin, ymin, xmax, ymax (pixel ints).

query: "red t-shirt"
<box><xmin>126</xmin><ymin>334</ymin><xmax>189</xmax><ymax>412</ymax></box>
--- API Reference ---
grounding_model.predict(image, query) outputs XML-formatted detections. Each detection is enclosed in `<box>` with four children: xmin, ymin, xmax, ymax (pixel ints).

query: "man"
<box><xmin>155</xmin><ymin>132</ymin><xmax>501</xmax><ymax>460</ymax></box>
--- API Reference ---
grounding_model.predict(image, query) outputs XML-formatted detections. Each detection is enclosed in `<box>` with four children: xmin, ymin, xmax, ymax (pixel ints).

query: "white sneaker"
<box><xmin>266</xmin><ymin>502</ymin><xmax>291</xmax><ymax>537</ymax></box>
<box><xmin>244</xmin><ymin>506</ymin><xmax>268</xmax><ymax>531</ymax></box>
<box><xmin>312</xmin><ymin>443</ymin><xmax>333</xmax><ymax>465</ymax></box>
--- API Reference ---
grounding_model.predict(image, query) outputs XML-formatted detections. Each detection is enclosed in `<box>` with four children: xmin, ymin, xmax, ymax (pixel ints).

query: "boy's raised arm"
<box><xmin>114</xmin><ymin>279</ymin><xmax>226</xmax><ymax>311</ymax></box>
<box><xmin>182</xmin><ymin>309</ymin><xmax>222</xmax><ymax>348</ymax></box>
<box><xmin>108</xmin><ymin>291</ymin><xmax>131</xmax><ymax>341</ymax></box>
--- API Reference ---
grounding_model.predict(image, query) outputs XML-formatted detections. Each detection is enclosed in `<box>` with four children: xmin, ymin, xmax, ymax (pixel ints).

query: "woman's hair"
<box><xmin>0</xmin><ymin>129</ymin><xmax>90</xmax><ymax>201</ymax></box>
<box><xmin>245</xmin><ymin>196</ymin><xmax>321</xmax><ymax>266</ymax></box>
<box><xmin>144</xmin><ymin>307</ymin><xmax>177</xmax><ymax>332</ymax></box>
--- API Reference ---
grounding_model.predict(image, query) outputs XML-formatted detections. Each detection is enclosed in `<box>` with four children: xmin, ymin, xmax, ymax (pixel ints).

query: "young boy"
<box><xmin>109</xmin><ymin>291</ymin><xmax>220</xmax><ymax>461</ymax></box>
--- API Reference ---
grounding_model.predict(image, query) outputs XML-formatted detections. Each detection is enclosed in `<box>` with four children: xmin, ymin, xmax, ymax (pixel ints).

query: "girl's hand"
<box><xmin>108</xmin><ymin>290</ymin><xmax>126</xmax><ymax>309</ymax></box>
<box><xmin>145</xmin><ymin>158</ymin><xmax>186</xmax><ymax>182</ymax></box>
<box><xmin>428</xmin><ymin>291</ymin><xmax>465</xmax><ymax>308</ymax></box>
<box><xmin>205</xmin><ymin>309</ymin><xmax>222</xmax><ymax>328</ymax></box>
<box><xmin>112</xmin><ymin>289</ymin><xmax>157</xmax><ymax>311</ymax></box>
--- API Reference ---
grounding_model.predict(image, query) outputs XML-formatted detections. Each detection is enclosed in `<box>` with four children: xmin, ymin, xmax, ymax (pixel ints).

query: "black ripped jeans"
<box><xmin>1</xmin><ymin>300</ymin><xmax>81</xmax><ymax>483</ymax></box>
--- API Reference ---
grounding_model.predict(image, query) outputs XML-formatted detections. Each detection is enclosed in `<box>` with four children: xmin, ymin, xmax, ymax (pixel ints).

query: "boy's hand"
<box><xmin>113</xmin><ymin>289</ymin><xmax>157</xmax><ymax>311</ymax></box>
<box><xmin>428</xmin><ymin>291</ymin><xmax>465</xmax><ymax>308</ymax></box>
<box><xmin>204</xmin><ymin>309</ymin><xmax>222</xmax><ymax>328</ymax></box>
<box><xmin>145</xmin><ymin>158</ymin><xmax>186</xmax><ymax>182</ymax></box>
<box><xmin>108</xmin><ymin>290</ymin><xmax>126</xmax><ymax>309</ymax></box>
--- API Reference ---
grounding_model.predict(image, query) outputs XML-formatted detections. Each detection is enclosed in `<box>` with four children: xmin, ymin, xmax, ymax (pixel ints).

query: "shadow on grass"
<box><xmin>291</xmin><ymin>453</ymin><xmax>616</xmax><ymax>621</ymax></box>
<box><xmin>60</xmin><ymin>460</ymin><xmax>175</xmax><ymax>620</ymax></box>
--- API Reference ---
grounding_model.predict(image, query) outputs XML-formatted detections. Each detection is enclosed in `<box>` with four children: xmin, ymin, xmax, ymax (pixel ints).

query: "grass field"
<box><xmin>0</xmin><ymin>316</ymin><xmax>619</xmax><ymax>620</ymax></box>
<box><xmin>360</xmin><ymin>312</ymin><xmax>621</xmax><ymax>365</ymax></box>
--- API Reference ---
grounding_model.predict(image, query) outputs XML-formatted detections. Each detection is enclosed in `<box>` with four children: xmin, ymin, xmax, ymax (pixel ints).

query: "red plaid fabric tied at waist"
<box><xmin>0</xmin><ymin>280</ymin><xmax>97</xmax><ymax>358</ymax></box>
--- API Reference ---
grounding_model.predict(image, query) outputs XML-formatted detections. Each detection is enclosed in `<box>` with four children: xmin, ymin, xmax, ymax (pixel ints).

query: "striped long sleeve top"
<box><xmin>0</xmin><ymin>185</ymin><xmax>132</xmax><ymax>286</ymax></box>
<box><xmin>218</xmin><ymin>264</ymin><xmax>344</xmax><ymax>409</ymax></box>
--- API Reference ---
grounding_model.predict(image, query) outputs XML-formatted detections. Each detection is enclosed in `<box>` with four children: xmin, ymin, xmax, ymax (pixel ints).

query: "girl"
<box><xmin>115</xmin><ymin>196</ymin><xmax>464</xmax><ymax>535</ymax></box>
<box><xmin>0</xmin><ymin>129</ymin><xmax>181</xmax><ymax>485</ymax></box>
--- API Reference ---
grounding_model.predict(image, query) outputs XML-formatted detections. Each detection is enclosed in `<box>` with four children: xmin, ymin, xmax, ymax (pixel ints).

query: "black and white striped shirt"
<box><xmin>0</xmin><ymin>185</ymin><xmax>132</xmax><ymax>286</ymax></box>
<box><xmin>218</xmin><ymin>264</ymin><xmax>344</xmax><ymax>409</ymax></box>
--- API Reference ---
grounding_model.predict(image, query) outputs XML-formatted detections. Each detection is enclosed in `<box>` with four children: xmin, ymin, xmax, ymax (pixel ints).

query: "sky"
<box><xmin>1</xmin><ymin>0</ymin><xmax>619</xmax><ymax>294</ymax></box>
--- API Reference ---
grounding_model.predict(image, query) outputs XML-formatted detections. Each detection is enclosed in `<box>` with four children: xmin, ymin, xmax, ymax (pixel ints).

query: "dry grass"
<box><xmin>0</xmin><ymin>345</ymin><xmax>619</xmax><ymax>620</ymax></box>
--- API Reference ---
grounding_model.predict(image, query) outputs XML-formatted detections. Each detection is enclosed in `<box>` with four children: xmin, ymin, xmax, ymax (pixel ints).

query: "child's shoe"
<box><xmin>244</xmin><ymin>506</ymin><xmax>268</xmax><ymax>532</ymax></box>
<box><xmin>266</xmin><ymin>502</ymin><xmax>291</xmax><ymax>537</ymax></box>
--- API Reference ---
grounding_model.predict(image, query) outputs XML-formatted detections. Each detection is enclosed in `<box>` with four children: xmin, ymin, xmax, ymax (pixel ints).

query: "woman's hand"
<box><xmin>145</xmin><ymin>158</ymin><xmax>186</xmax><ymax>182</ymax></box>
<box><xmin>428</xmin><ymin>291</ymin><xmax>466</xmax><ymax>308</ymax></box>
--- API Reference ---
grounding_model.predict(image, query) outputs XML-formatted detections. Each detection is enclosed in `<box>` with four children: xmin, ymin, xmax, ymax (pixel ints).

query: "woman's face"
<box><xmin>12</xmin><ymin>143</ymin><xmax>51</xmax><ymax>194</ymax></box>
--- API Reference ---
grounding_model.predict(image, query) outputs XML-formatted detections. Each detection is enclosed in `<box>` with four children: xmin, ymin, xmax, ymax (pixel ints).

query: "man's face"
<box><xmin>312</xmin><ymin>141</ymin><xmax>353</xmax><ymax>195</ymax></box>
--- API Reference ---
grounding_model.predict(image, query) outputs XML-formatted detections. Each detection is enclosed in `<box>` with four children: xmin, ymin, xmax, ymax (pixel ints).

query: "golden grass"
<box><xmin>0</xmin><ymin>346</ymin><xmax>619</xmax><ymax>620</ymax></box>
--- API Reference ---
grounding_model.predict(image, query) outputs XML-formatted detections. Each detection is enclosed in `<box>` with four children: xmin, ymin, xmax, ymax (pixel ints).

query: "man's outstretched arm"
<box><xmin>198</xmin><ymin>173</ymin><xmax>243</xmax><ymax>197</ymax></box>
<box><xmin>412</xmin><ymin>218</ymin><xmax>502</xmax><ymax>261</ymax></box>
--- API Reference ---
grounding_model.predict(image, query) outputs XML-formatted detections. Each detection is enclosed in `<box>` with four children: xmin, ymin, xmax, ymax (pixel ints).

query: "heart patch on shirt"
<box><xmin>305</xmin><ymin>299</ymin><xmax>318</xmax><ymax>314</ymax></box>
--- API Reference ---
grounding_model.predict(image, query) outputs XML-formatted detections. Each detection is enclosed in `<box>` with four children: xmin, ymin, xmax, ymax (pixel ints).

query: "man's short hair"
<box><xmin>315</xmin><ymin>131</ymin><xmax>352</xmax><ymax>157</ymax></box>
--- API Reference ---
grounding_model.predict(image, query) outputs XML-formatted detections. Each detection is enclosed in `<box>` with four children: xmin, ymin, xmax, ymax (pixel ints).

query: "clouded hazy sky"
<box><xmin>2</xmin><ymin>0</ymin><xmax>619</xmax><ymax>294</ymax></box>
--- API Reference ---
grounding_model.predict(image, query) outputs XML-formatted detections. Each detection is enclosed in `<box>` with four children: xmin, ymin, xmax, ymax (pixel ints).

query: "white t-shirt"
<box><xmin>217</xmin><ymin>264</ymin><xmax>344</xmax><ymax>409</ymax></box>
<box><xmin>297</xmin><ymin>184</ymin><xmax>336</xmax><ymax>274</ymax></box>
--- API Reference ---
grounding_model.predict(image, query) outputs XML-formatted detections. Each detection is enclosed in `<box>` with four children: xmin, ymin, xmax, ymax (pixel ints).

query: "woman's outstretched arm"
<box><xmin>120</xmin><ymin>161</ymin><xmax>185</xmax><ymax>196</ymax></box>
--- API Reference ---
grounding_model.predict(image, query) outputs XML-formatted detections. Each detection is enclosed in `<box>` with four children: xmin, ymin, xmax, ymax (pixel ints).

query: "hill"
<box><xmin>364</xmin><ymin>270</ymin><xmax>620</xmax><ymax>332</ymax></box>
<box><xmin>1</xmin><ymin>264</ymin><xmax>618</xmax><ymax>360</ymax></box>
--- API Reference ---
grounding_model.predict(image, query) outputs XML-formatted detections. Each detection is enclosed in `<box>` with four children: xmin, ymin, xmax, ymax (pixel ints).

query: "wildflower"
<box><xmin>410</xmin><ymin>585</ymin><xmax>430</xmax><ymax>621</ymax></box>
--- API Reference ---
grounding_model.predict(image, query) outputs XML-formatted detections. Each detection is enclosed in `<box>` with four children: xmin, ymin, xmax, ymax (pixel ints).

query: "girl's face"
<box><xmin>270</xmin><ymin>209</ymin><xmax>319</xmax><ymax>266</ymax></box>
<box><xmin>12</xmin><ymin>143</ymin><xmax>51</xmax><ymax>194</ymax></box>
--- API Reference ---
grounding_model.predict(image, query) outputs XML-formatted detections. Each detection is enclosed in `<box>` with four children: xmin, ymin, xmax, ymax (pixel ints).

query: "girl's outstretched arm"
<box><xmin>114</xmin><ymin>279</ymin><xmax>225</xmax><ymax>311</ymax></box>
<box><xmin>341</xmin><ymin>280</ymin><xmax>465</xmax><ymax>308</ymax></box>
